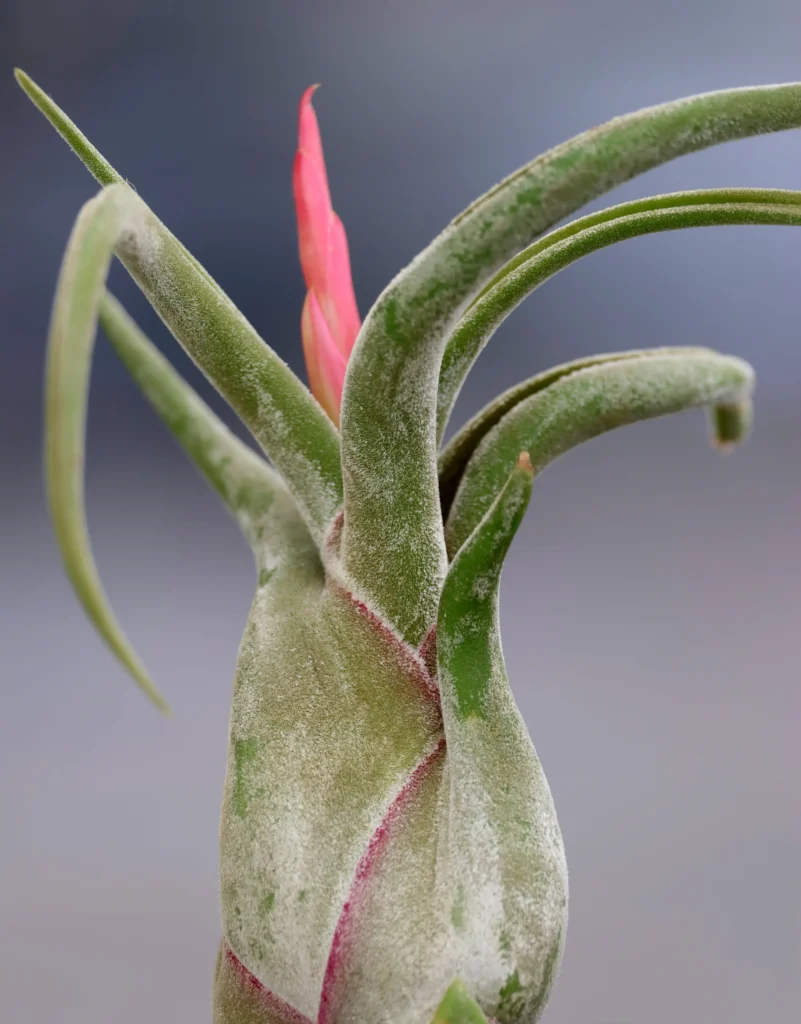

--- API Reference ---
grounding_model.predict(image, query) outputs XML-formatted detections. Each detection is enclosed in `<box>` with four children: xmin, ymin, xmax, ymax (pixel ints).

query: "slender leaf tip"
<box><xmin>14</xmin><ymin>68</ymin><xmax>122</xmax><ymax>186</ymax></box>
<box><xmin>711</xmin><ymin>399</ymin><xmax>754</xmax><ymax>452</ymax></box>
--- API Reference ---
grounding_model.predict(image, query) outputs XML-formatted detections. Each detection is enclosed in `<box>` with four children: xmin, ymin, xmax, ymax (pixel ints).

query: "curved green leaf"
<box><xmin>17</xmin><ymin>72</ymin><xmax>343</xmax><ymax>540</ymax></box>
<box><xmin>106</xmin><ymin>186</ymin><xmax>343</xmax><ymax>538</ymax></box>
<box><xmin>439</xmin><ymin>350</ymin><xmax>646</xmax><ymax>518</ymax></box>
<box><xmin>99</xmin><ymin>291</ymin><xmax>302</xmax><ymax>555</ymax></box>
<box><xmin>438</xmin><ymin>188</ymin><xmax>801</xmax><ymax>437</ymax></box>
<box><xmin>46</xmin><ymin>182</ymin><xmax>338</xmax><ymax>706</ymax></box>
<box><xmin>445</xmin><ymin>348</ymin><xmax>754</xmax><ymax>557</ymax></box>
<box><xmin>45</xmin><ymin>192</ymin><xmax>167</xmax><ymax>708</ymax></box>
<box><xmin>339</xmin><ymin>84</ymin><xmax>801</xmax><ymax>645</ymax></box>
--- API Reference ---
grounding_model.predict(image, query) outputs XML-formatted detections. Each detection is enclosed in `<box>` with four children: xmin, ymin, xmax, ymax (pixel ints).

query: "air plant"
<box><xmin>15</xmin><ymin>67</ymin><xmax>801</xmax><ymax>1023</ymax></box>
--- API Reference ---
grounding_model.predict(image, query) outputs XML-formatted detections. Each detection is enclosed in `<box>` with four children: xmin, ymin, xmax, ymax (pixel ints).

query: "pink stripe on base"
<box><xmin>330</xmin><ymin>580</ymin><xmax>441</xmax><ymax>706</ymax></box>
<box><xmin>322</xmin><ymin>509</ymin><xmax>345</xmax><ymax>561</ymax></box>
<box><xmin>321</xmin><ymin>515</ymin><xmax>439</xmax><ymax>706</ymax></box>
<box><xmin>419</xmin><ymin>624</ymin><xmax>438</xmax><ymax>679</ymax></box>
<box><xmin>224</xmin><ymin>945</ymin><xmax>315</xmax><ymax>1024</ymax></box>
<box><xmin>317</xmin><ymin>738</ymin><xmax>446</xmax><ymax>1024</ymax></box>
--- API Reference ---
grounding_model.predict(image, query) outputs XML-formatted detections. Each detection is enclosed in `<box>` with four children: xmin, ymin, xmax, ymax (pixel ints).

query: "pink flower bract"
<box><xmin>293</xmin><ymin>86</ymin><xmax>360</xmax><ymax>425</ymax></box>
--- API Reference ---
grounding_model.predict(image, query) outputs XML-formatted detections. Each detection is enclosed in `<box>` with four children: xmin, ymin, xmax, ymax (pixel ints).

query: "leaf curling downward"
<box><xmin>45</xmin><ymin>190</ymin><xmax>167</xmax><ymax>709</ymax></box>
<box><xmin>445</xmin><ymin>348</ymin><xmax>755</xmax><ymax>557</ymax></box>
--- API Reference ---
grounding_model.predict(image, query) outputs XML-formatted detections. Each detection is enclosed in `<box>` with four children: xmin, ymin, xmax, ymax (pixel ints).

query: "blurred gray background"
<box><xmin>1</xmin><ymin>1</ymin><xmax>800</xmax><ymax>1021</ymax></box>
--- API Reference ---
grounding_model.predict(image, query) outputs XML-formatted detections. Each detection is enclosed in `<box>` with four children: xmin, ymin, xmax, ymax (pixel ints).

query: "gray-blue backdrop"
<box><xmin>2</xmin><ymin>2</ymin><xmax>799</xmax><ymax>1022</ymax></box>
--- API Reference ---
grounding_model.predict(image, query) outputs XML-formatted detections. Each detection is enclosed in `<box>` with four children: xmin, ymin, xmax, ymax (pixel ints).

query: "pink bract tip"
<box><xmin>297</xmin><ymin>85</ymin><xmax>329</xmax><ymax>199</ymax></box>
<box><xmin>293</xmin><ymin>86</ymin><xmax>361</xmax><ymax>420</ymax></box>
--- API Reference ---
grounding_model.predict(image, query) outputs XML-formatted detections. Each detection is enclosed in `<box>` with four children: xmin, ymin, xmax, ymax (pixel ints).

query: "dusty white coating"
<box><xmin>220</xmin><ymin>526</ymin><xmax>443</xmax><ymax>1016</ymax></box>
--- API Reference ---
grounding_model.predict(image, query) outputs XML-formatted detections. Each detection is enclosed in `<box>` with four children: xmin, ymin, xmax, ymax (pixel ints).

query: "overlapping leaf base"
<box><xmin>219</xmin><ymin>490</ymin><xmax>565</xmax><ymax>1023</ymax></box>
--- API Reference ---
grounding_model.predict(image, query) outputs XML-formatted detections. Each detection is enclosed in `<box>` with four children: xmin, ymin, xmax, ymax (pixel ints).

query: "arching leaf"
<box><xmin>439</xmin><ymin>452</ymin><xmax>534</xmax><ymax>717</ymax></box>
<box><xmin>437</xmin><ymin>188</ymin><xmax>801</xmax><ymax>437</ymax></box>
<box><xmin>339</xmin><ymin>84</ymin><xmax>801</xmax><ymax>646</ymax></box>
<box><xmin>45</xmin><ymin>184</ymin><xmax>339</xmax><ymax>705</ymax></box>
<box><xmin>45</xmin><ymin>191</ymin><xmax>165</xmax><ymax>707</ymax></box>
<box><xmin>439</xmin><ymin>349</ymin><xmax>643</xmax><ymax>517</ymax></box>
<box><xmin>445</xmin><ymin>349</ymin><xmax>754</xmax><ymax>557</ymax></box>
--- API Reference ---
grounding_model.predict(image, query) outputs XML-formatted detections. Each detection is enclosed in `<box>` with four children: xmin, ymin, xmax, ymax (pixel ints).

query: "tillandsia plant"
<box><xmin>16</xmin><ymin>67</ymin><xmax>801</xmax><ymax>1023</ymax></box>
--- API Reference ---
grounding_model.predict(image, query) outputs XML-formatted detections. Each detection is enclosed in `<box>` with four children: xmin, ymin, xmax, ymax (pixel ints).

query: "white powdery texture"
<box><xmin>219</xmin><ymin>556</ymin><xmax>442</xmax><ymax>1019</ymax></box>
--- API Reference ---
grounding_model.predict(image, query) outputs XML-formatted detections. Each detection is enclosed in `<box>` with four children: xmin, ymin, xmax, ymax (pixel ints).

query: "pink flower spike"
<box><xmin>301</xmin><ymin>289</ymin><xmax>347</xmax><ymax>426</ymax></box>
<box><xmin>293</xmin><ymin>86</ymin><xmax>361</xmax><ymax>418</ymax></box>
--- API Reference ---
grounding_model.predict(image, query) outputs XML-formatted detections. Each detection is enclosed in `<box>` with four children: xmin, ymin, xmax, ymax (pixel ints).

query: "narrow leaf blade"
<box><xmin>439</xmin><ymin>453</ymin><xmax>533</xmax><ymax>718</ymax></box>
<box><xmin>445</xmin><ymin>348</ymin><xmax>755</xmax><ymax>556</ymax></box>
<box><xmin>15</xmin><ymin>68</ymin><xmax>122</xmax><ymax>186</ymax></box>
<box><xmin>439</xmin><ymin>350</ymin><xmax>644</xmax><ymax>517</ymax></box>
<box><xmin>45</xmin><ymin>192</ymin><xmax>168</xmax><ymax>709</ymax></box>
<box><xmin>112</xmin><ymin>188</ymin><xmax>343</xmax><ymax>539</ymax></box>
<box><xmin>438</xmin><ymin>188</ymin><xmax>801</xmax><ymax>434</ymax></box>
<box><xmin>47</xmin><ymin>185</ymin><xmax>335</xmax><ymax>706</ymax></box>
<box><xmin>98</xmin><ymin>291</ymin><xmax>299</xmax><ymax>552</ymax></box>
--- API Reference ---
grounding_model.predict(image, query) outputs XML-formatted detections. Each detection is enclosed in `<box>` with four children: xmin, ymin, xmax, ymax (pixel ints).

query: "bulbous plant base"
<box><xmin>216</xmin><ymin>516</ymin><xmax>567</xmax><ymax>1024</ymax></box>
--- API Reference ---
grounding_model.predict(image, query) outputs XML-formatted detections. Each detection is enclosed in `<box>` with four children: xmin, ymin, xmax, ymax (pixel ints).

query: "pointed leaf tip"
<box><xmin>431</xmin><ymin>980</ymin><xmax>489</xmax><ymax>1024</ymax></box>
<box><xmin>14</xmin><ymin>68</ymin><xmax>35</xmax><ymax>93</ymax></box>
<box><xmin>15</xmin><ymin>69</ymin><xmax>122</xmax><ymax>186</ymax></box>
